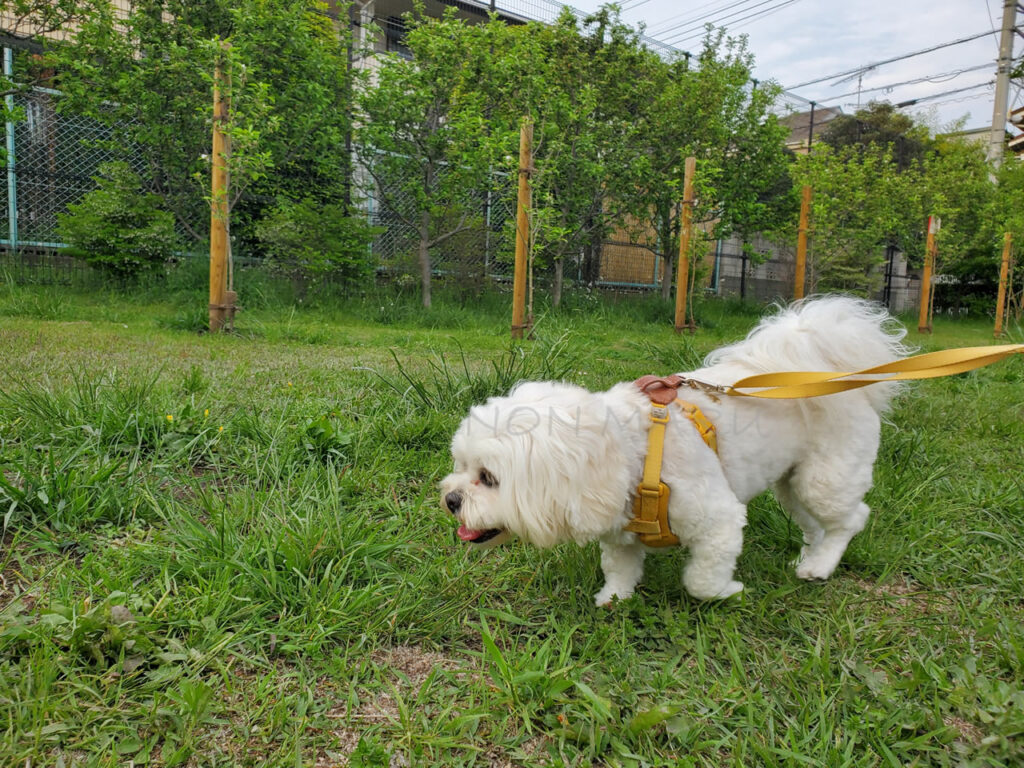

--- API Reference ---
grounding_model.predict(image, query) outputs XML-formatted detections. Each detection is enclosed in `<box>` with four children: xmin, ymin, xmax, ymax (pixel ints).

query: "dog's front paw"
<box><xmin>686</xmin><ymin>579</ymin><xmax>744</xmax><ymax>601</ymax></box>
<box><xmin>795</xmin><ymin>556</ymin><xmax>837</xmax><ymax>581</ymax></box>
<box><xmin>594</xmin><ymin>586</ymin><xmax>634</xmax><ymax>607</ymax></box>
<box><xmin>795</xmin><ymin>564</ymin><xmax>831</xmax><ymax>581</ymax></box>
<box><xmin>716</xmin><ymin>580</ymin><xmax>744</xmax><ymax>599</ymax></box>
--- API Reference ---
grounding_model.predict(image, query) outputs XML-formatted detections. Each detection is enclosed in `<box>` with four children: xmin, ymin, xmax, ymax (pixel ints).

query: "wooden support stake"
<box><xmin>674</xmin><ymin>156</ymin><xmax>696</xmax><ymax>333</ymax></box>
<box><xmin>511</xmin><ymin>117</ymin><xmax>532</xmax><ymax>340</ymax></box>
<box><xmin>994</xmin><ymin>232</ymin><xmax>1012</xmax><ymax>337</ymax></box>
<box><xmin>209</xmin><ymin>43</ymin><xmax>231</xmax><ymax>334</ymax></box>
<box><xmin>794</xmin><ymin>185</ymin><xmax>811</xmax><ymax>300</ymax></box>
<box><xmin>917</xmin><ymin>215</ymin><xmax>939</xmax><ymax>334</ymax></box>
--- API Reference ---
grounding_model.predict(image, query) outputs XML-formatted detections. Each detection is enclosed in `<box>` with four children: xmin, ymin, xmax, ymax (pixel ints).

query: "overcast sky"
<box><xmin>563</xmin><ymin>0</ymin><xmax>1017</xmax><ymax>131</ymax></box>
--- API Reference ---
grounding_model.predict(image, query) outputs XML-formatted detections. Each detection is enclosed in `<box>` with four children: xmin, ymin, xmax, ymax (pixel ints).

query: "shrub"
<box><xmin>57</xmin><ymin>162</ymin><xmax>180</xmax><ymax>279</ymax></box>
<box><xmin>254</xmin><ymin>197</ymin><xmax>380</xmax><ymax>285</ymax></box>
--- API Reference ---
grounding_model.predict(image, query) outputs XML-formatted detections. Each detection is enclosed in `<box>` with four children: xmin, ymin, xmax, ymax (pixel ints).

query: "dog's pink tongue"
<box><xmin>457</xmin><ymin>525</ymin><xmax>486</xmax><ymax>542</ymax></box>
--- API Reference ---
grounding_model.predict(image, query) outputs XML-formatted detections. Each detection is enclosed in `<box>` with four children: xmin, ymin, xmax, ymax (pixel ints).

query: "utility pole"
<box><xmin>988</xmin><ymin>0</ymin><xmax>1019</xmax><ymax>166</ymax></box>
<box><xmin>806</xmin><ymin>101</ymin><xmax>816</xmax><ymax>151</ymax></box>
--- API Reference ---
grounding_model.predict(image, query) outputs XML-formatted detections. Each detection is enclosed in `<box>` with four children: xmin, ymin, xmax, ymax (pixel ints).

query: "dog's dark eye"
<box><xmin>479</xmin><ymin>469</ymin><xmax>497</xmax><ymax>488</ymax></box>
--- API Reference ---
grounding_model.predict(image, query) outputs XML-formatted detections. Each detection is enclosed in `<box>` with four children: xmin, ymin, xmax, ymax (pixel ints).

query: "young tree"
<box><xmin>354</xmin><ymin>10</ymin><xmax>518</xmax><ymax>308</ymax></box>
<box><xmin>821</xmin><ymin>100</ymin><xmax>934</xmax><ymax>171</ymax></box>
<box><xmin>787</xmin><ymin>102</ymin><xmax>1003</xmax><ymax>298</ymax></box>
<box><xmin>636</xmin><ymin>30</ymin><xmax>792</xmax><ymax>300</ymax></box>
<box><xmin>919</xmin><ymin>137</ymin><xmax>998</xmax><ymax>307</ymax></box>
<box><xmin>523</xmin><ymin>7</ymin><xmax>665</xmax><ymax>304</ymax></box>
<box><xmin>49</xmin><ymin>0</ymin><xmax>359</xmax><ymax>261</ymax></box>
<box><xmin>992</xmin><ymin>157</ymin><xmax>1024</xmax><ymax>320</ymax></box>
<box><xmin>788</xmin><ymin>143</ymin><xmax>920</xmax><ymax>294</ymax></box>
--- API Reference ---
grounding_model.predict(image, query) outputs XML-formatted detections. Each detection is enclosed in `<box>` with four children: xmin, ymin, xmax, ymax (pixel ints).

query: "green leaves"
<box><xmin>49</xmin><ymin>0</ymin><xmax>357</xmax><ymax>247</ymax></box>
<box><xmin>56</xmin><ymin>162</ymin><xmax>180</xmax><ymax>279</ymax></box>
<box><xmin>779</xmin><ymin>127</ymin><xmax>1002</xmax><ymax>295</ymax></box>
<box><xmin>627</xmin><ymin>703</ymin><xmax>682</xmax><ymax>734</ymax></box>
<box><xmin>254</xmin><ymin>197</ymin><xmax>381</xmax><ymax>284</ymax></box>
<box><xmin>354</xmin><ymin>10</ymin><xmax>522</xmax><ymax>306</ymax></box>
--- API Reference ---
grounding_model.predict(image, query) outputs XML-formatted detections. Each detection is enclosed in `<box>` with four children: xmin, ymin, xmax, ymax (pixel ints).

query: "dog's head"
<box><xmin>440</xmin><ymin>381</ymin><xmax>640</xmax><ymax>549</ymax></box>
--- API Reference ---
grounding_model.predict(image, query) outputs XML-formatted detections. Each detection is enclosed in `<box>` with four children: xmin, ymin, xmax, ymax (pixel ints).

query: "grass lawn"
<box><xmin>1</xmin><ymin>278</ymin><xmax>1022</xmax><ymax>767</ymax></box>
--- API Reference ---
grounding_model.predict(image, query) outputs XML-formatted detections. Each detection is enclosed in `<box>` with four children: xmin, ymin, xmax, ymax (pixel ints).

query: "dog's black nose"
<box><xmin>444</xmin><ymin>491</ymin><xmax>463</xmax><ymax>515</ymax></box>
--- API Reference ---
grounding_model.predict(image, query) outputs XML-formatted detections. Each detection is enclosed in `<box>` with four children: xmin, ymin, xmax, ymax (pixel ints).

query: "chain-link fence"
<box><xmin>1</xmin><ymin>86</ymin><xmax>925</xmax><ymax>312</ymax></box>
<box><xmin>1</xmin><ymin>87</ymin><xmax>123</xmax><ymax>248</ymax></box>
<box><xmin>360</xmin><ymin>155</ymin><xmax>517</xmax><ymax>286</ymax></box>
<box><xmin>0</xmin><ymin>86</ymin><xmax>130</xmax><ymax>284</ymax></box>
<box><xmin>711</xmin><ymin>238</ymin><xmax>921</xmax><ymax>311</ymax></box>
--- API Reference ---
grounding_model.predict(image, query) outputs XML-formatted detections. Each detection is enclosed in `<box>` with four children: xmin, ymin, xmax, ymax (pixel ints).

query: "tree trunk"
<box><xmin>581</xmin><ymin>239</ymin><xmax>603</xmax><ymax>285</ymax></box>
<box><xmin>552</xmin><ymin>258</ymin><xmax>564</xmax><ymax>307</ymax></box>
<box><xmin>660</xmin><ymin>254</ymin><xmax>673</xmax><ymax>301</ymax></box>
<box><xmin>419</xmin><ymin>211</ymin><xmax>432</xmax><ymax>309</ymax></box>
<box><xmin>658</xmin><ymin>211</ymin><xmax>674</xmax><ymax>301</ymax></box>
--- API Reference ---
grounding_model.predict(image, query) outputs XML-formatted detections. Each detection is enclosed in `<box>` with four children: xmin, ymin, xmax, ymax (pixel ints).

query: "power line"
<box><xmin>982</xmin><ymin>0</ymin><xmax>1002</xmax><ymax>53</ymax></box>
<box><xmin>645</xmin><ymin>0</ymin><xmax>744</xmax><ymax>35</ymax></box>
<box><xmin>784</xmin><ymin>30</ymin><xmax>997</xmax><ymax>90</ymax></box>
<box><xmin>668</xmin><ymin>0</ymin><xmax>803</xmax><ymax>46</ymax></box>
<box><xmin>910</xmin><ymin>91</ymin><xmax>994</xmax><ymax>111</ymax></box>
<box><xmin>661</xmin><ymin>0</ymin><xmax>793</xmax><ymax>44</ymax></box>
<box><xmin>810</xmin><ymin>62</ymin><xmax>994</xmax><ymax>103</ymax></box>
<box><xmin>655</xmin><ymin>0</ymin><xmax>763</xmax><ymax>38</ymax></box>
<box><xmin>894</xmin><ymin>80</ymin><xmax>994</xmax><ymax>108</ymax></box>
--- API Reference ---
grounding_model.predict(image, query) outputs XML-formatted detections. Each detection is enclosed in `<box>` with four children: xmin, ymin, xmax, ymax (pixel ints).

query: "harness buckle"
<box><xmin>626</xmin><ymin>375</ymin><xmax>721</xmax><ymax>548</ymax></box>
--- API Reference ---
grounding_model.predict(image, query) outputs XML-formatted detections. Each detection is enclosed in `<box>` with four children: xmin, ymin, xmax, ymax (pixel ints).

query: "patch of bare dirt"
<box><xmin>850</xmin><ymin>575</ymin><xmax>954</xmax><ymax>616</ymax></box>
<box><xmin>943</xmin><ymin>715</ymin><xmax>984</xmax><ymax>745</ymax></box>
<box><xmin>196</xmin><ymin>647</ymin><xmax>551</xmax><ymax>768</ymax></box>
<box><xmin>370</xmin><ymin>644</ymin><xmax>464</xmax><ymax>685</ymax></box>
<box><xmin>158</xmin><ymin>465</ymin><xmax>237</xmax><ymax>504</ymax></box>
<box><xmin>0</xmin><ymin>535</ymin><xmax>59</xmax><ymax>614</ymax></box>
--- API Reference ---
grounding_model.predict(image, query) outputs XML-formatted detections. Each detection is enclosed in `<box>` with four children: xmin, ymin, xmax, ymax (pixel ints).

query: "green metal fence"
<box><xmin>1</xmin><ymin>85</ymin><xmax>127</xmax><ymax>253</ymax></box>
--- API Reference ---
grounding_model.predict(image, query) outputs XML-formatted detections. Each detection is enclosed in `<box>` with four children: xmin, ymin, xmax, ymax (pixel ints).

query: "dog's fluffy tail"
<box><xmin>704</xmin><ymin>296</ymin><xmax>914</xmax><ymax>413</ymax></box>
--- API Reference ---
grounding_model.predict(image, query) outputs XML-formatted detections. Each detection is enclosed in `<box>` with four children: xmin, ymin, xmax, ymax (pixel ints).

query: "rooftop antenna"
<box><xmin>832</xmin><ymin>66</ymin><xmax>876</xmax><ymax>108</ymax></box>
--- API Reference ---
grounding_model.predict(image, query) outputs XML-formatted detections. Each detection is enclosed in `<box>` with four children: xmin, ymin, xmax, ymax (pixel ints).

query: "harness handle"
<box><xmin>633</xmin><ymin>374</ymin><xmax>685</xmax><ymax>405</ymax></box>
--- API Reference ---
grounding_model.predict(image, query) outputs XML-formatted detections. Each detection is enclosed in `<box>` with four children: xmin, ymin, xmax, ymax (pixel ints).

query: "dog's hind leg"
<box><xmin>681</xmin><ymin>502</ymin><xmax>746</xmax><ymax>600</ymax></box>
<box><xmin>774</xmin><ymin>474</ymin><xmax>825</xmax><ymax>569</ymax></box>
<box><xmin>793</xmin><ymin>501</ymin><xmax>870</xmax><ymax>581</ymax></box>
<box><xmin>787</xmin><ymin>442</ymin><xmax>877</xmax><ymax>581</ymax></box>
<box><xmin>595</xmin><ymin>537</ymin><xmax>646</xmax><ymax>606</ymax></box>
<box><xmin>776</xmin><ymin>408</ymin><xmax>881</xmax><ymax>581</ymax></box>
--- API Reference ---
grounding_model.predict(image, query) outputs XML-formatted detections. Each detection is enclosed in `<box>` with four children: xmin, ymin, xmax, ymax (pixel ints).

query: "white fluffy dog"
<box><xmin>441</xmin><ymin>297</ymin><xmax>911</xmax><ymax>606</ymax></box>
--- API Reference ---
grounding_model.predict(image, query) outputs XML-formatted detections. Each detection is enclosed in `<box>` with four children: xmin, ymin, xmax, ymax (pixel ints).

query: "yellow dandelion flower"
<box><xmin>287</xmin><ymin>381</ymin><xmax>293</xmax><ymax>387</ymax></box>
<box><xmin>166</xmin><ymin>414</ymin><xmax>174</xmax><ymax>423</ymax></box>
<box><xmin>204</xmin><ymin>408</ymin><xmax>209</xmax><ymax>418</ymax></box>
<box><xmin>218</xmin><ymin>425</ymin><xmax>224</xmax><ymax>432</ymax></box>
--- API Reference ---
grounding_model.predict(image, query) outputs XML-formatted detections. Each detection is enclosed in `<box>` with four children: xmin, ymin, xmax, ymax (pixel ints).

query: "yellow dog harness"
<box><xmin>625</xmin><ymin>375</ymin><xmax>718</xmax><ymax>547</ymax></box>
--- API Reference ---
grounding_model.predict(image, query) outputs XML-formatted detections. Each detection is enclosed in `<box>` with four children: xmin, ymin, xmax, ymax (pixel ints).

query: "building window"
<box><xmin>383</xmin><ymin>16</ymin><xmax>411</xmax><ymax>59</ymax></box>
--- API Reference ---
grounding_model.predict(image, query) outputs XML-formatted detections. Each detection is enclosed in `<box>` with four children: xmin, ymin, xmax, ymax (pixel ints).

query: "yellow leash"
<box><xmin>725</xmin><ymin>344</ymin><xmax>1024</xmax><ymax>400</ymax></box>
<box><xmin>623</xmin><ymin>344</ymin><xmax>1021</xmax><ymax>546</ymax></box>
